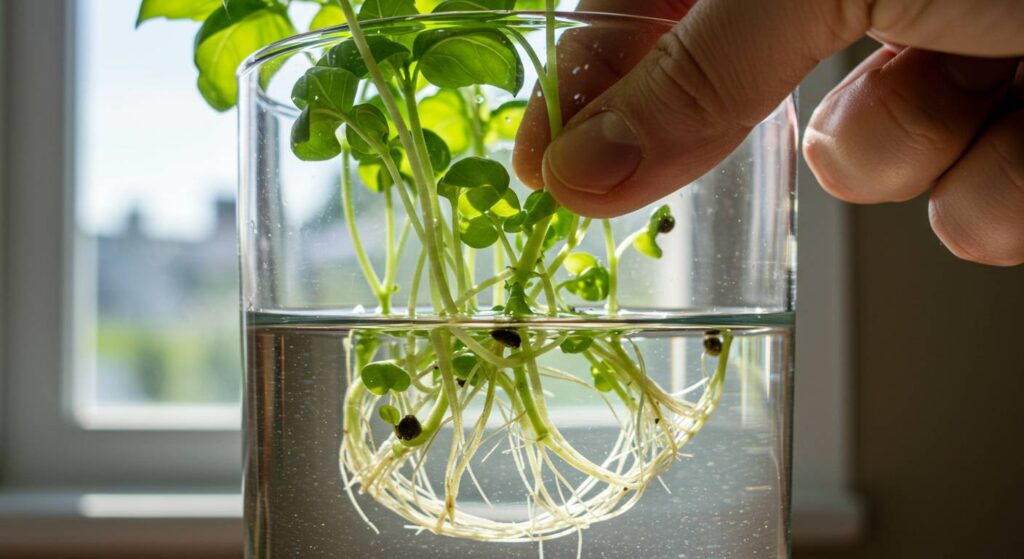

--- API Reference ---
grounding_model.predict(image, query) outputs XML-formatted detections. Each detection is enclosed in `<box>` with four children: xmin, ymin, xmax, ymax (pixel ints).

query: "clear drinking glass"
<box><xmin>239</xmin><ymin>11</ymin><xmax>796</xmax><ymax>558</ymax></box>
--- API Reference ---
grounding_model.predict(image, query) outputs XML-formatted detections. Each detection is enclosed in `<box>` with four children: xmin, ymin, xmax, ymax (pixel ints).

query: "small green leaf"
<box><xmin>292</xmin><ymin>65</ymin><xmax>360</xmax><ymax>113</ymax></box>
<box><xmin>633</xmin><ymin>233</ymin><xmax>662</xmax><ymax>259</ymax></box>
<box><xmin>292</xmin><ymin>108</ymin><xmax>342</xmax><ymax>160</ymax></box>
<box><xmin>346</xmin><ymin>103</ymin><xmax>390</xmax><ymax>155</ymax></box>
<box><xmin>320</xmin><ymin>36</ymin><xmax>410</xmax><ymax>78</ymax></box>
<box><xmin>489</xmin><ymin>189</ymin><xmax>521</xmax><ymax>218</ymax></box>
<box><xmin>137</xmin><ymin>0</ymin><xmax>222</xmax><ymax>26</ymax></box>
<box><xmin>523</xmin><ymin>191</ymin><xmax>557</xmax><ymax>227</ymax></box>
<box><xmin>441</xmin><ymin>157</ymin><xmax>510</xmax><ymax>190</ymax></box>
<box><xmin>452</xmin><ymin>354</ymin><xmax>482</xmax><ymax>386</ymax></box>
<box><xmin>632</xmin><ymin>204</ymin><xmax>675</xmax><ymax>259</ymax></box>
<box><xmin>310</xmin><ymin>4</ymin><xmax>346</xmax><ymax>30</ymax></box>
<box><xmin>487</xmin><ymin>100</ymin><xmax>527</xmax><ymax>141</ymax></box>
<box><xmin>590</xmin><ymin>366</ymin><xmax>613</xmax><ymax>392</ymax></box>
<box><xmin>378</xmin><ymin>404</ymin><xmax>402</xmax><ymax>426</ymax></box>
<box><xmin>359</xmin><ymin>0</ymin><xmax>419</xmax><ymax>20</ymax></box>
<box><xmin>560</xmin><ymin>265</ymin><xmax>611</xmax><ymax>302</ymax></box>
<box><xmin>503</xmin><ymin>212</ymin><xmax>527</xmax><ymax>233</ymax></box>
<box><xmin>441</xmin><ymin>157</ymin><xmax>510</xmax><ymax>213</ymax></box>
<box><xmin>418</xmin><ymin>90</ymin><xmax>471</xmax><ymax>156</ymax></box>
<box><xmin>422</xmin><ymin>129</ymin><xmax>452</xmax><ymax>174</ymax></box>
<box><xmin>290</xmin><ymin>67</ymin><xmax>361</xmax><ymax>161</ymax></box>
<box><xmin>433</xmin><ymin>0</ymin><xmax>515</xmax><ymax>11</ymax></box>
<box><xmin>560</xmin><ymin>335</ymin><xmax>593</xmax><ymax>354</ymax></box>
<box><xmin>360</xmin><ymin>362</ymin><xmax>412</xmax><ymax>396</ymax></box>
<box><xmin>416</xmin><ymin>0</ymin><xmax>444</xmax><ymax>11</ymax></box>
<box><xmin>459</xmin><ymin>216</ymin><xmax>499</xmax><ymax>249</ymax></box>
<box><xmin>563</xmin><ymin>252</ymin><xmax>598</xmax><ymax>276</ymax></box>
<box><xmin>194</xmin><ymin>1</ymin><xmax>295</xmax><ymax>111</ymax></box>
<box><xmin>414</xmin><ymin>29</ymin><xmax>524</xmax><ymax>94</ymax></box>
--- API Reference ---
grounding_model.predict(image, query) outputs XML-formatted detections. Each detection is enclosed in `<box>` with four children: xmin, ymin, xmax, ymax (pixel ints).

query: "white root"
<box><xmin>337</xmin><ymin>330</ymin><xmax>732</xmax><ymax>542</ymax></box>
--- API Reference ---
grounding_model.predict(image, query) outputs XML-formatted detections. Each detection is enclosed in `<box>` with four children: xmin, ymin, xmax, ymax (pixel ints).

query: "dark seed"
<box><xmin>657</xmin><ymin>215</ymin><xmax>676</xmax><ymax>234</ymax></box>
<box><xmin>654</xmin><ymin>418</ymin><xmax>660</xmax><ymax>424</ymax></box>
<box><xmin>395</xmin><ymin>415</ymin><xmax>422</xmax><ymax>441</ymax></box>
<box><xmin>490</xmin><ymin>328</ymin><xmax>522</xmax><ymax>348</ymax></box>
<box><xmin>703</xmin><ymin>332</ymin><xmax>723</xmax><ymax>356</ymax></box>
<box><xmin>456</xmin><ymin>378</ymin><xmax>466</xmax><ymax>387</ymax></box>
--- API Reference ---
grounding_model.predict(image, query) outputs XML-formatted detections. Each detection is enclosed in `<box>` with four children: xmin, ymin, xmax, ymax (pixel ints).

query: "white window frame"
<box><xmin>0</xmin><ymin>0</ymin><xmax>862</xmax><ymax>553</ymax></box>
<box><xmin>0</xmin><ymin>2</ymin><xmax>241</xmax><ymax>552</ymax></box>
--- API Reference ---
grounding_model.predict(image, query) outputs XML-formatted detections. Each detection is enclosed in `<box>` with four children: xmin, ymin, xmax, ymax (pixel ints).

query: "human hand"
<box><xmin>513</xmin><ymin>0</ymin><xmax>1024</xmax><ymax>265</ymax></box>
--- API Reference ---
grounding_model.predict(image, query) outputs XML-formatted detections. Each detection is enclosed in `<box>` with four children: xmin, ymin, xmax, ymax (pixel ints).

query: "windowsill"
<box><xmin>0</xmin><ymin>490</ymin><xmax>242</xmax><ymax>556</ymax></box>
<box><xmin>0</xmin><ymin>487</ymin><xmax>865</xmax><ymax>555</ymax></box>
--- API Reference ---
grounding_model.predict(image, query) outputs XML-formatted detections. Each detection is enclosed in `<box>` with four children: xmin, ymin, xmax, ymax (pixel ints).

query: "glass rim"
<box><xmin>238</xmin><ymin>10</ymin><xmax>678</xmax><ymax>80</ymax></box>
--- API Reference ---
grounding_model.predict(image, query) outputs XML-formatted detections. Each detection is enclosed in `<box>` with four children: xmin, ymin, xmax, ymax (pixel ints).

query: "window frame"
<box><xmin>0</xmin><ymin>0</ymin><xmax>240</xmax><ymax>491</ymax></box>
<box><xmin>0</xmin><ymin>0</ymin><xmax>862</xmax><ymax>552</ymax></box>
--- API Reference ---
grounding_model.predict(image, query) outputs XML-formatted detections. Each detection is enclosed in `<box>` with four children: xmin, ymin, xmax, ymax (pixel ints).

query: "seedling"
<box><xmin>139</xmin><ymin>0</ymin><xmax>733</xmax><ymax>545</ymax></box>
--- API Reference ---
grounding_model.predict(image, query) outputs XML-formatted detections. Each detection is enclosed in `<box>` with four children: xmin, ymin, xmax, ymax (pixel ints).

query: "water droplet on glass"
<box><xmin>475</xmin><ymin>95</ymin><xmax>485</xmax><ymax>104</ymax></box>
<box><xmin>571</xmin><ymin>66</ymin><xmax>581</xmax><ymax>75</ymax></box>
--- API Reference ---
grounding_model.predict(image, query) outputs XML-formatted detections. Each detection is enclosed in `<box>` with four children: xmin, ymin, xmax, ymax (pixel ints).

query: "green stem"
<box><xmin>407</xmin><ymin>247</ymin><xmax>426</xmax><ymax>317</ymax></box>
<box><xmin>341</xmin><ymin>148</ymin><xmax>385</xmax><ymax>303</ymax></box>
<box><xmin>381</xmin><ymin>186</ymin><xmax>396</xmax><ymax>314</ymax></box>
<box><xmin>603</xmin><ymin>219</ymin><xmax>619</xmax><ymax>314</ymax></box>
<box><xmin>335</xmin><ymin>0</ymin><xmax>457</xmax><ymax>315</ymax></box>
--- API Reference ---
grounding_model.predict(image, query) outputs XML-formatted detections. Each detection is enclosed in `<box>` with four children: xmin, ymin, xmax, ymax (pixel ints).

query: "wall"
<box><xmin>797</xmin><ymin>43</ymin><xmax>1024</xmax><ymax>556</ymax></box>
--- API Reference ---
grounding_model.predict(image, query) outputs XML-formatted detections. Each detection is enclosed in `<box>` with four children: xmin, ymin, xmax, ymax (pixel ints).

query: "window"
<box><xmin>72</xmin><ymin>0</ymin><xmax>241</xmax><ymax>427</ymax></box>
<box><xmin>0</xmin><ymin>0</ymin><xmax>861</xmax><ymax>553</ymax></box>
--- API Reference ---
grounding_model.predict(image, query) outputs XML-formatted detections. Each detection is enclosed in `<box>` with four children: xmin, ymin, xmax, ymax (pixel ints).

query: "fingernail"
<box><xmin>546</xmin><ymin>111</ymin><xmax>642</xmax><ymax>194</ymax></box>
<box><xmin>940</xmin><ymin>54</ymin><xmax>1018</xmax><ymax>93</ymax></box>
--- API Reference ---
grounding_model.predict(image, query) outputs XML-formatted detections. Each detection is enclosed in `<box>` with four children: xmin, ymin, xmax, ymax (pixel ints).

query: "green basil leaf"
<box><xmin>633</xmin><ymin>233</ymin><xmax>662</xmax><ymax>259</ymax></box>
<box><xmin>489</xmin><ymin>189</ymin><xmax>521</xmax><ymax>218</ymax></box>
<box><xmin>560</xmin><ymin>334</ymin><xmax>593</xmax><ymax>354</ymax></box>
<box><xmin>361</xmin><ymin>362</ymin><xmax>412</xmax><ymax>396</ymax></box>
<box><xmin>563</xmin><ymin>252</ymin><xmax>598</xmax><ymax>276</ymax></box>
<box><xmin>293</xmin><ymin>66</ymin><xmax>360</xmax><ymax>113</ymax></box>
<box><xmin>137</xmin><ymin>0</ymin><xmax>222</xmax><ymax>26</ymax></box>
<box><xmin>310</xmin><ymin>3</ymin><xmax>346</xmax><ymax>30</ymax></box>
<box><xmin>378</xmin><ymin>404</ymin><xmax>402</xmax><ymax>426</ymax></box>
<box><xmin>590</xmin><ymin>366</ymin><xmax>613</xmax><ymax>392</ymax></box>
<box><xmin>523</xmin><ymin>190</ymin><xmax>557</xmax><ymax>227</ymax></box>
<box><xmin>194</xmin><ymin>2</ymin><xmax>296</xmax><ymax>111</ymax></box>
<box><xmin>359</xmin><ymin>0</ymin><xmax>419</xmax><ymax>20</ymax></box>
<box><xmin>633</xmin><ymin>204</ymin><xmax>675</xmax><ymax>259</ymax></box>
<box><xmin>320</xmin><ymin>36</ymin><xmax>411</xmax><ymax>78</ymax></box>
<box><xmin>346</xmin><ymin>103</ymin><xmax>390</xmax><ymax>155</ymax></box>
<box><xmin>418</xmin><ymin>90</ymin><xmax>471</xmax><ymax>156</ymax></box>
<box><xmin>560</xmin><ymin>265</ymin><xmax>611</xmax><ymax>302</ymax></box>
<box><xmin>503</xmin><ymin>212</ymin><xmax>527</xmax><ymax>233</ymax></box>
<box><xmin>488</xmin><ymin>100</ymin><xmax>527</xmax><ymax>141</ymax></box>
<box><xmin>292</xmin><ymin>107</ymin><xmax>343</xmax><ymax>160</ymax></box>
<box><xmin>414</xmin><ymin>29</ymin><xmax>524</xmax><ymax>94</ymax></box>
<box><xmin>459</xmin><ymin>216</ymin><xmax>499</xmax><ymax>249</ymax></box>
<box><xmin>440</xmin><ymin>156</ymin><xmax>509</xmax><ymax>189</ymax></box>
<box><xmin>433</xmin><ymin>0</ymin><xmax>515</xmax><ymax>11</ymax></box>
<box><xmin>422</xmin><ymin>129</ymin><xmax>452</xmax><ymax>174</ymax></box>
<box><xmin>452</xmin><ymin>354</ymin><xmax>482</xmax><ymax>386</ymax></box>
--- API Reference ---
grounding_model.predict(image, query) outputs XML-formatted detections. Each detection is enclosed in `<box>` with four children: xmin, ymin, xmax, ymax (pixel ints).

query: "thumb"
<box><xmin>543</xmin><ymin>0</ymin><xmax>868</xmax><ymax>217</ymax></box>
